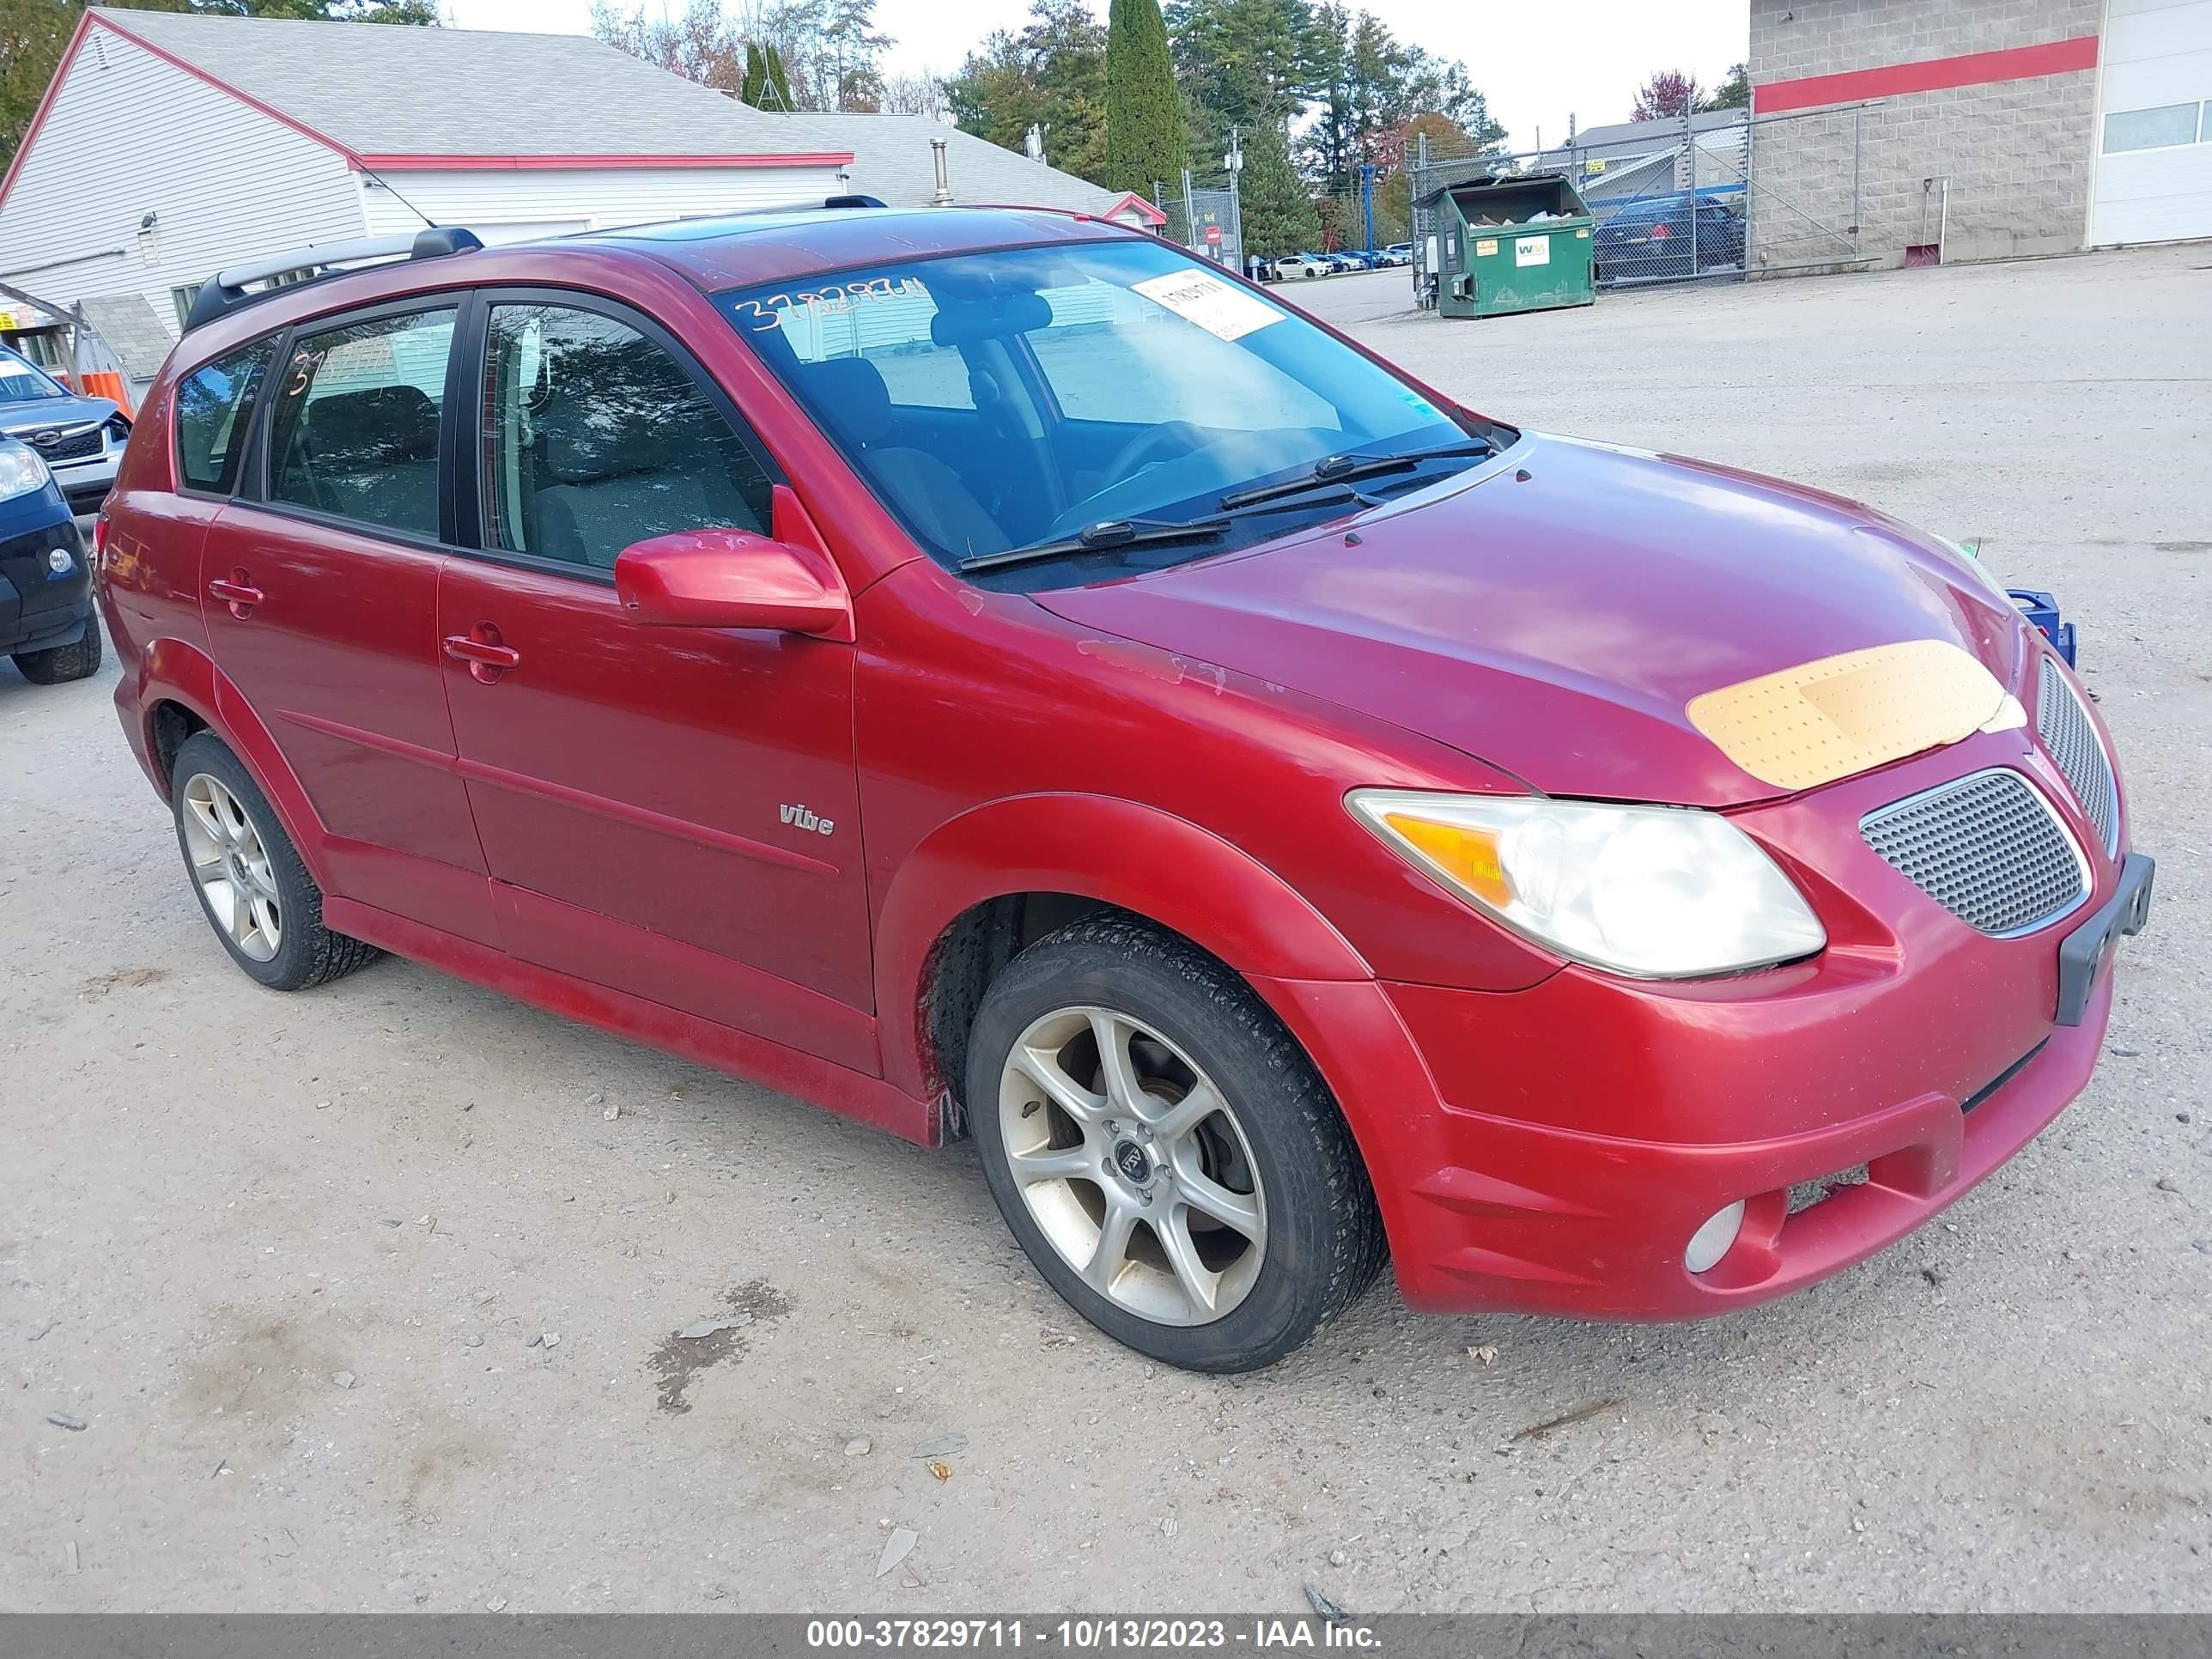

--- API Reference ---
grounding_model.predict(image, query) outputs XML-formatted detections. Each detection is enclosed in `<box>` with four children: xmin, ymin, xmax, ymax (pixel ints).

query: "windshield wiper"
<box><xmin>1217</xmin><ymin>440</ymin><xmax>1494</xmax><ymax>513</ymax></box>
<box><xmin>957</xmin><ymin>516</ymin><xmax>1229</xmax><ymax>574</ymax></box>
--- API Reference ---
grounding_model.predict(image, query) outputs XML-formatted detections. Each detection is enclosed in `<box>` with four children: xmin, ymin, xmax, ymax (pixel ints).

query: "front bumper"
<box><xmin>1257</xmin><ymin>725</ymin><xmax>2145</xmax><ymax>1321</ymax></box>
<box><xmin>51</xmin><ymin>447</ymin><xmax>120</xmax><ymax>514</ymax></box>
<box><xmin>1</xmin><ymin>514</ymin><xmax>91</xmax><ymax>654</ymax></box>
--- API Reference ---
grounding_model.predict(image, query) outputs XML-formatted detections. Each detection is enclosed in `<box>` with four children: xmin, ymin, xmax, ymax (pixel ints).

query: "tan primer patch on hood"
<box><xmin>1686</xmin><ymin>638</ymin><xmax>2026</xmax><ymax>792</ymax></box>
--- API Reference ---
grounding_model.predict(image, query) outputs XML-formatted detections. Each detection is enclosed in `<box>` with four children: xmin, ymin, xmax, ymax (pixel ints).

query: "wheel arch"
<box><xmin>134</xmin><ymin>636</ymin><xmax>333</xmax><ymax>889</ymax></box>
<box><xmin>877</xmin><ymin>793</ymin><xmax>1375</xmax><ymax>1121</ymax></box>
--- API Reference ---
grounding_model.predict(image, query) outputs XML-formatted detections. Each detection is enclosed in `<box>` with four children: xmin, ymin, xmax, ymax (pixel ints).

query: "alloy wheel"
<box><xmin>179</xmin><ymin>771</ymin><xmax>283</xmax><ymax>962</ymax></box>
<box><xmin>996</xmin><ymin>1006</ymin><xmax>1267</xmax><ymax>1326</ymax></box>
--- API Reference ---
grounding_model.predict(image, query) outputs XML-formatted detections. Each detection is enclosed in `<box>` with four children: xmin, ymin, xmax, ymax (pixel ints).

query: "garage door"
<box><xmin>2091</xmin><ymin>0</ymin><xmax>2212</xmax><ymax>245</ymax></box>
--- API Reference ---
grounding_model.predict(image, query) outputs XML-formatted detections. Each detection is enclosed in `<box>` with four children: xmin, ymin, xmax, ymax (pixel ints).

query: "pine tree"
<box><xmin>742</xmin><ymin>40</ymin><xmax>796</xmax><ymax>110</ymax></box>
<box><xmin>1103</xmin><ymin>0</ymin><xmax>1183</xmax><ymax>197</ymax></box>
<box><xmin>1237</xmin><ymin>121</ymin><xmax>1318</xmax><ymax>259</ymax></box>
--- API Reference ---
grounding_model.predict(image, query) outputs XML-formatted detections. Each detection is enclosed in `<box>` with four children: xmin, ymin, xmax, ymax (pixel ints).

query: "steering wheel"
<box><xmin>1097</xmin><ymin>420</ymin><xmax>1208</xmax><ymax>494</ymax></box>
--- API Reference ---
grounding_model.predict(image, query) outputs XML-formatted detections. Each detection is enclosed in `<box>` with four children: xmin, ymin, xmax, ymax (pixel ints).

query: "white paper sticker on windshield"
<box><xmin>1133</xmin><ymin>271</ymin><xmax>1285</xmax><ymax>342</ymax></box>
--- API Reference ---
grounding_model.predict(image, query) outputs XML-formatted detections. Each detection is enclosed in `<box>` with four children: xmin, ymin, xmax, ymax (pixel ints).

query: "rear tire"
<box><xmin>12</xmin><ymin>621</ymin><xmax>101</xmax><ymax>684</ymax></box>
<box><xmin>967</xmin><ymin>915</ymin><xmax>1385</xmax><ymax>1372</ymax></box>
<box><xmin>170</xmin><ymin>732</ymin><xmax>380</xmax><ymax>992</ymax></box>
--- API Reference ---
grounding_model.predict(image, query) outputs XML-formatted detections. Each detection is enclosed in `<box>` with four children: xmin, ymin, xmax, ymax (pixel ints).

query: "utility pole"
<box><xmin>1182</xmin><ymin>167</ymin><xmax>1197</xmax><ymax>258</ymax></box>
<box><xmin>1225</xmin><ymin>126</ymin><xmax>1243</xmax><ymax>273</ymax></box>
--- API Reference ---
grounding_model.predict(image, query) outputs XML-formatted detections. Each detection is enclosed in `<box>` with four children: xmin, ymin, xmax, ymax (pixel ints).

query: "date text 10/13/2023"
<box><xmin>805</xmin><ymin>1620</ymin><xmax>1382</xmax><ymax>1650</ymax></box>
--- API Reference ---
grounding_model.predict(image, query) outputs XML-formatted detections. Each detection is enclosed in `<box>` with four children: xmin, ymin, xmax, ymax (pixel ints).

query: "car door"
<box><xmin>438</xmin><ymin>291</ymin><xmax>875</xmax><ymax>1073</ymax></box>
<box><xmin>200</xmin><ymin>299</ymin><xmax>498</xmax><ymax>944</ymax></box>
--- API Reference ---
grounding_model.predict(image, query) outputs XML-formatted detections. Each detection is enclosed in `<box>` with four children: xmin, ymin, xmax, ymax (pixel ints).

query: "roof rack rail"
<box><xmin>718</xmin><ymin>194</ymin><xmax>890</xmax><ymax>220</ymax></box>
<box><xmin>183</xmin><ymin>227</ymin><xmax>483</xmax><ymax>335</ymax></box>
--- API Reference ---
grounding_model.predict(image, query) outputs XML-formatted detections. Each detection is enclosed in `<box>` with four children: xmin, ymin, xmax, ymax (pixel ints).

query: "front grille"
<box><xmin>1862</xmin><ymin>769</ymin><xmax>2087</xmax><ymax>935</ymax></box>
<box><xmin>2036</xmin><ymin>661</ymin><xmax>2116</xmax><ymax>854</ymax></box>
<box><xmin>26</xmin><ymin>426</ymin><xmax>102</xmax><ymax>464</ymax></box>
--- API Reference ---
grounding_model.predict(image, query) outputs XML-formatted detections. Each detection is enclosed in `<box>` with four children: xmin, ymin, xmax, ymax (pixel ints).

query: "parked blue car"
<box><xmin>0</xmin><ymin>438</ymin><xmax>99</xmax><ymax>683</ymax></box>
<box><xmin>1592</xmin><ymin>191</ymin><xmax>1746</xmax><ymax>284</ymax></box>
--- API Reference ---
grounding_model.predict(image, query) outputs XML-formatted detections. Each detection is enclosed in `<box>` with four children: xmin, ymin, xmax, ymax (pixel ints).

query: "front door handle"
<box><xmin>444</xmin><ymin>627</ymin><xmax>520</xmax><ymax>683</ymax></box>
<box><xmin>208</xmin><ymin>573</ymin><xmax>264</xmax><ymax>618</ymax></box>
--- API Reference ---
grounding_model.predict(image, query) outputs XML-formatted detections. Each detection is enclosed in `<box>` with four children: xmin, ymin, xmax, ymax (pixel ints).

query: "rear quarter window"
<box><xmin>174</xmin><ymin>339</ymin><xmax>276</xmax><ymax>495</ymax></box>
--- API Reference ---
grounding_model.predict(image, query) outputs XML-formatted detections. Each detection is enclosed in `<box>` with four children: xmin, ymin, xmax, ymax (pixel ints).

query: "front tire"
<box><xmin>170</xmin><ymin>732</ymin><xmax>380</xmax><ymax>992</ymax></box>
<box><xmin>12</xmin><ymin>621</ymin><xmax>101</xmax><ymax>684</ymax></box>
<box><xmin>967</xmin><ymin>916</ymin><xmax>1385</xmax><ymax>1372</ymax></box>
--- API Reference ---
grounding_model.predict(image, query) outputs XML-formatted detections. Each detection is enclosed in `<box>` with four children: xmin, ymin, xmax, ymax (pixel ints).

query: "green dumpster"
<box><xmin>1417</xmin><ymin>173</ymin><xmax>1595</xmax><ymax>319</ymax></box>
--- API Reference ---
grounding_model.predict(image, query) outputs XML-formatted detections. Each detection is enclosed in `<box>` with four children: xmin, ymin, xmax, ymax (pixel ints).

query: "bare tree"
<box><xmin>878</xmin><ymin>69</ymin><xmax>950</xmax><ymax>119</ymax></box>
<box><xmin>590</xmin><ymin>0</ymin><xmax>745</xmax><ymax>93</ymax></box>
<box><xmin>592</xmin><ymin>0</ymin><xmax>896</xmax><ymax>112</ymax></box>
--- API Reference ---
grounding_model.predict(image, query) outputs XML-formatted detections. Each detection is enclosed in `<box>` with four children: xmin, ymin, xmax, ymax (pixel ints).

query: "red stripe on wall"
<box><xmin>1756</xmin><ymin>34</ymin><xmax>2100</xmax><ymax>115</ymax></box>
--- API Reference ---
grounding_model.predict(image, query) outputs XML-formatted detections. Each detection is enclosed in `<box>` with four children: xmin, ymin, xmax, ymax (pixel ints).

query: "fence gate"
<box><xmin>1158</xmin><ymin>170</ymin><xmax>1244</xmax><ymax>272</ymax></box>
<box><xmin>1735</xmin><ymin>103</ymin><xmax>1879</xmax><ymax>276</ymax></box>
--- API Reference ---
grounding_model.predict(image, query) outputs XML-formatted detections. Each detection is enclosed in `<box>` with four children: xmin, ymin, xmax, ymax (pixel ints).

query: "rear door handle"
<box><xmin>208</xmin><ymin>574</ymin><xmax>264</xmax><ymax>617</ymax></box>
<box><xmin>443</xmin><ymin>629</ymin><xmax>520</xmax><ymax>682</ymax></box>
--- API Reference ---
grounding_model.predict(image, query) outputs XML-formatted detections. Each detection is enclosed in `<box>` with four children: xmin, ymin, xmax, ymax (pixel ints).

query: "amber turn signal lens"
<box><xmin>1382</xmin><ymin>812</ymin><xmax>1512</xmax><ymax>907</ymax></box>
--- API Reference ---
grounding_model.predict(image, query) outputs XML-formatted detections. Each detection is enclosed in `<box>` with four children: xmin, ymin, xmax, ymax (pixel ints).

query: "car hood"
<box><xmin>1032</xmin><ymin>433</ymin><xmax>2032</xmax><ymax>807</ymax></box>
<box><xmin>0</xmin><ymin>393</ymin><xmax>116</xmax><ymax>438</ymax></box>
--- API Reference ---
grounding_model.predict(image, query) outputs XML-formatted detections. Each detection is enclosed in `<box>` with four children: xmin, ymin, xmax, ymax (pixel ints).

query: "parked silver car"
<box><xmin>0</xmin><ymin>346</ymin><xmax>129</xmax><ymax>515</ymax></box>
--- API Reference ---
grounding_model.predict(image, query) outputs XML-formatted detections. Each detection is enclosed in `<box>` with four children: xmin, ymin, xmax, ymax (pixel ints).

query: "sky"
<box><xmin>444</xmin><ymin>0</ymin><xmax>1749</xmax><ymax>152</ymax></box>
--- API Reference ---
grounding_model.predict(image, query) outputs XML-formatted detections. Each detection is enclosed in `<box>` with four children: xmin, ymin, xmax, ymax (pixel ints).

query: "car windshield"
<box><xmin>720</xmin><ymin>238</ymin><xmax>1499</xmax><ymax>586</ymax></box>
<box><xmin>0</xmin><ymin>354</ymin><xmax>65</xmax><ymax>403</ymax></box>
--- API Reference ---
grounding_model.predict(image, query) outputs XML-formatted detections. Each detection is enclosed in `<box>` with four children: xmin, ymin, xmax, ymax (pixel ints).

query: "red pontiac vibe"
<box><xmin>96</xmin><ymin>206</ymin><xmax>2153</xmax><ymax>1371</ymax></box>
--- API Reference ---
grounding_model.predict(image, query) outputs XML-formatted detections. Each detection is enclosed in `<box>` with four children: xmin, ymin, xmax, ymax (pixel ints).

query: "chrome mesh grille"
<box><xmin>1862</xmin><ymin>769</ymin><xmax>2086</xmax><ymax>935</ymax></box>
<box><xmin>2036</xmin><ymin>663</ymin><xmax>2115</xmax><ymax>853</ymax></box>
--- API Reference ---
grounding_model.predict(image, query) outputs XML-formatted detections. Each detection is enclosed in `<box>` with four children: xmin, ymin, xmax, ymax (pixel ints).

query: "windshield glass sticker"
<box><xmin>731</xmin><ymin>276</ymin><xmax>932</xmax><ymax>332</ymax></box>
<box><xmin>1132</xmin><ymin>271</ymin><xmax>1284</xmax><ymax>342</ymax></box>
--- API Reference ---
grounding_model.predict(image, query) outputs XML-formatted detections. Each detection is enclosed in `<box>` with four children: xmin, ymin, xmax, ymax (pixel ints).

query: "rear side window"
<box><xmin>265</xmin><ymin>307</ymin><xmax>456</xmax><ymax>539</ymax></box>
<box><xmin>174</xmin><ymin>340</ymin><xmax>275</xmax><ymax>495</ymax></box>
<box><xmin>478</xmin><ymin>302</ymin><xmax>771</xmax><ymax>571</ymax></box>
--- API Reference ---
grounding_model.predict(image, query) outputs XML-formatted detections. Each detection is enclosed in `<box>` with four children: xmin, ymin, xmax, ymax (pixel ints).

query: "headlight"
<box><xmin>0</xmin><ymin>440</ymin><xmax>52</xmax><ymax>504</ymax></box>
<box><xmin>1347</xmin><ymin>789</ymin><xmax>1826</xmax><ymax>978</ymax></box>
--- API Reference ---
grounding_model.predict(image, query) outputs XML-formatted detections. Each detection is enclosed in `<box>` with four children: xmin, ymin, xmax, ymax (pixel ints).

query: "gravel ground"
<box><xmin>4</xmin><ymin>245</ymin><xmax>2208</xmax><ymax>1614</ymax></box>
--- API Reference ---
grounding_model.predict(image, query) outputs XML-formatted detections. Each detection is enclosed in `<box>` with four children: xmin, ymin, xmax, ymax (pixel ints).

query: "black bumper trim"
<box><xmin>2056</xmin><ymin>853</ymin><xmax>2154</xmax><ymax>1027</ymax></box>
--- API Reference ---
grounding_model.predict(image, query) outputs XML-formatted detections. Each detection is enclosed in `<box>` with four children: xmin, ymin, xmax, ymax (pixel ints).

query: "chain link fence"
<box><xmin>1157</xmin><ymin>171</ymin><xmax>1245</xmax><ymax>273</ymax></box>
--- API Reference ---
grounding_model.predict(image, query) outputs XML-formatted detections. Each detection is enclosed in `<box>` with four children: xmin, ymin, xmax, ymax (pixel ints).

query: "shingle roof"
<box><xmin>1531</xmin><ymin>108</ymin><xmax>1749</xmax><ymax>168</ymax></box>
<box><xmin>784</xmin><ymin>114</ymin><xmax>1120</xmax><ymax>215</ymax></box>
<box><xmin>85</xmin><ymin>10</ymin><xmax>1123</xmax><ymax>212</ymax></box>
<box><xmin>90</xmin><ymin>8</ymin><xmax>833</xmax><ymax>161</ymax></box>
<box><xmin>77</xmin><ymin>291</ymin><xmax>175</xmax><ymax>378</ymax></box>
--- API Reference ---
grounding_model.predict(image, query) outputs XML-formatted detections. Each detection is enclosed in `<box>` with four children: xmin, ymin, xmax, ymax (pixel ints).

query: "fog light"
<box><xmin>47</xmin><ymin>545</ymin><xmax>73</xmax><ymax>574</ymax></box>
<box><xmin>1684</xmin><ymin>1200</ymin><xmax>1746</xmax><ymax>1274</ymax></box>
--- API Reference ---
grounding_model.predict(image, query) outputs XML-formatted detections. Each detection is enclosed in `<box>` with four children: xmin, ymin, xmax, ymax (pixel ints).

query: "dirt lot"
<box><xmin>5</xmin><ymin>245</ymin><xmax>2209</xmax><ymax>1614</ymax></box>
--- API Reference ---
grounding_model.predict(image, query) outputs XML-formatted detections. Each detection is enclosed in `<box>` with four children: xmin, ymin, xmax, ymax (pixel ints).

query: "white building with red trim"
<box><xmin>1749</xmin><ymin>0</ymin><xmax>2212</xmax><ymax>271</ymax></box>
<box><xmin>0</xmin><ymin>8</ymin><xmax>1124</xmax><ymax>394</ymax></box>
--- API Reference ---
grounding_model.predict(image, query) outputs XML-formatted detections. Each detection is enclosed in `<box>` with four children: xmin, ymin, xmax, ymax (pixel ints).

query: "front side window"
<box><xmin>265</xmin><ymin>307</ymin><xmax>456</xmax><ymax>539</ymax></box>
<box><xmin>480</xmin><ymin>302</ymin><xmax>771</xmax><ymax>571</ymax></box>
<box><xmin>174</xmin><ymin>338</ymin><xmax>276</xmax><ymax>495</ymax></box>
<box><xmin>721</xmin><ymin>238</ymin><xmax>1488</xmax><ymax>584</ymax></box>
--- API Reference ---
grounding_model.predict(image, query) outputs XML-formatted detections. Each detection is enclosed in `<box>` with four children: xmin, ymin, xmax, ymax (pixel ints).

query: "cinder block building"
<box><xmin>1750</xmin><ymin>0</ymin><xmax>2212</xmax><ymax>271</ymax></box>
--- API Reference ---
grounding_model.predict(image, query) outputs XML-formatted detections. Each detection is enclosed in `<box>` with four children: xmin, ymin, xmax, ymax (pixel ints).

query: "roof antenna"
<box><xmin>356</xmin><ymin>160</ymin><xmax>438</xmax><ymax>230</ymax></box>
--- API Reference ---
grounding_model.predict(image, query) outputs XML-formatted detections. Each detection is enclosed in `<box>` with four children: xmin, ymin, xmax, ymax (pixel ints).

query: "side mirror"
<box><xmin>613</xmin><ymin>525</ymin><xmax>854</xmax><ymax>641</ymax></box>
